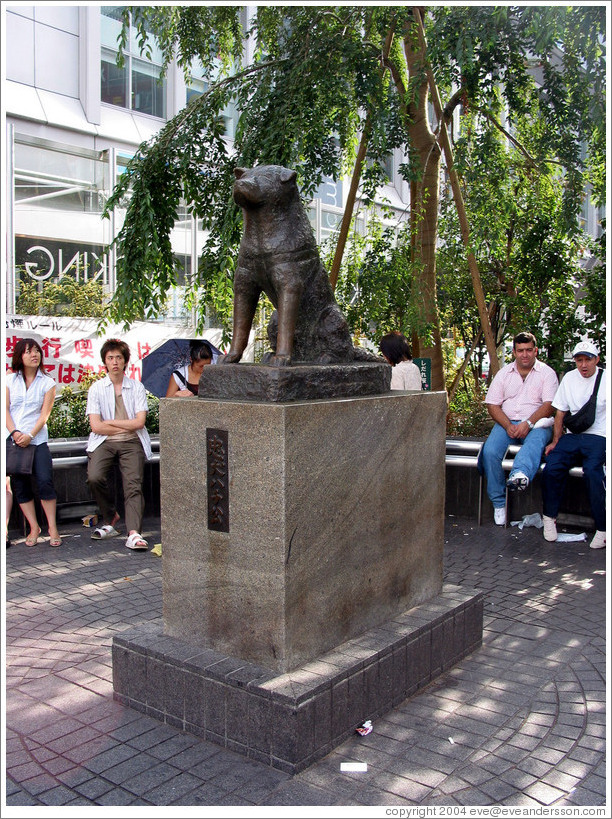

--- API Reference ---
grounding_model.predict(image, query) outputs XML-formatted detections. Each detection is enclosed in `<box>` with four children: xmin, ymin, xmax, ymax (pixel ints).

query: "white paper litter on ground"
<box><xmin>340</xmin><ymin>762</ymin><xmax>368</xmax><ymax>772</ymax></box>
<box><xmin>510</xmin><ymin>513</ymin><xmax>543</xmax><ymax>530</ymax></box>
<box><xmin>556</xmin><ymin>532</ymin><xmax>587</xmax><ymax>542</ymax></box>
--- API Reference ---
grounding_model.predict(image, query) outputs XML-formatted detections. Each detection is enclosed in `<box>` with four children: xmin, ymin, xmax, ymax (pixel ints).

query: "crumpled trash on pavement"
<box><xmin>150</xmin><ymin>543</ymin><xmax>162</xmax><ymax>556</ymax></box>
<box><xmin>555</xmin><ymin>532</ymin><xmax>587</xmax><ymax>542</ymax></box>
<box><xmin>510</xmin><ymin>513</ymin><xmax>543</xmax><ymax>530</ymax></box>
<box><xmin>355</xmin><ymin>720</ymin><xmax>373</xmax><ymax>736</ymax></box>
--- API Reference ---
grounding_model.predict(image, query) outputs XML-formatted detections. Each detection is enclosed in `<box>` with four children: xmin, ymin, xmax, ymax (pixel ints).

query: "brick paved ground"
<box><xmin>4</xmin><ymin>515</ymin><xmax>606</xmax><ymax>809</ymax></box>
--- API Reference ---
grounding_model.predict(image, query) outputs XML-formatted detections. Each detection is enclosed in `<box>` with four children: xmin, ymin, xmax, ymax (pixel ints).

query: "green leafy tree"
<box><xmin>102</xmin><ymin>5</ymin><xmax>605</xmax><ymax>390</ymax></box>
<box><xmin>437</xmin><ymin>97</ymin><xmax>606</xmax><ymax>398</ymax></box>
<box><xmin>16</xmin><ymin>278</ymin><xmax>107</xmax><ymax>318</ymax></box>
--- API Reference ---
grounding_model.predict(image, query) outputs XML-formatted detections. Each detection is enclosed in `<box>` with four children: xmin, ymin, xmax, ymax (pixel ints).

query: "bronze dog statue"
<box><xmin>222</xmin><ymin>165</ymin><xmax>358</xmax><ymax>366</ymax></box>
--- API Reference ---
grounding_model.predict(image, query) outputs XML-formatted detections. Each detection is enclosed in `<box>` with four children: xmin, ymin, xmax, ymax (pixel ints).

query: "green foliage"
<box><xmin>101</xmin><ymin>5</ymin><xmax>605</xmax><ymax>381</ymax></box>
<box><xmin>437</xmin><ymin>106</ymin><xmax>604</xmax><ymax>378</ymax></box>
<box><xmin>332</xmin><ymin>216</ymin><xmax>434</xmax><ymax>346</ymax></box>
<box><xmin>16</xmin><ymin>278</ymin><xmax>107</xmax><ymax>318</ymax></box>
<box><xmin>103</xmin><ymin>5</ymin><xmax>415</xmax><ymax>332</ymax></box>
<box><xmin>428</xmin><ymin>5</ymin><xmax>606</xmax><ymax>213</ymax></box>
<box><xmin>580</xmin><ymin>222</ymin><xmax>607</xmax><ymax>363</ymax></box>
<box><xmin>446</xmin><ymin>381</ymin><xmax>492</xmax><ymax>438</ymax></box>
<box><xmin>47</xmin><ymin>372</ymin><xmax>160</xmax><ymax>439</ymax></box>
<box><xmin>442</xmin><ymin>338</ymin><xmax>490</xmax><ymax>436</ymax></box>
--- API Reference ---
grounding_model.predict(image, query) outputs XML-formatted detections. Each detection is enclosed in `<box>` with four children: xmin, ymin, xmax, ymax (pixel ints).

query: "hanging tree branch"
<box><xmin>329</xmin><ymin>24</ymin><xmax>397</xmax><ymax>291</ymax></box>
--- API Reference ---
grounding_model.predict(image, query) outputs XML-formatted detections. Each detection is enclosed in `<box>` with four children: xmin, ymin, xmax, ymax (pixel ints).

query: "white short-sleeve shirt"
<box><xmin>552</xmin><ymin>367</ymin><xmax>606</xmax><ymax>437</ymax></box>
<box><xmin>7</xmin><ymin>370</ymin><xmax>56</xmax><ymax>445</ymax></box>
<box><xmin>86</xmin><ymin>374</ymin><xmax>152</xmax><ymax>459</ymax></box>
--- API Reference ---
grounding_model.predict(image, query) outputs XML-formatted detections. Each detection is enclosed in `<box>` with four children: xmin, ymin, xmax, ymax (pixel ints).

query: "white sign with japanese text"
<box><xmin>4</xmin><ymin>315</ymin><xmax>225</xmax><ymax>387</ymax></box>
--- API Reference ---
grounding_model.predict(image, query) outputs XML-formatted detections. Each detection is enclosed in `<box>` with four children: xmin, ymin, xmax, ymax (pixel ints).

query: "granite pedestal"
<box><xmin>161</xmin><ymin>390</ymin><xmax>447</xmax><ymax>672</ymax></box>
<box><xmin>113</xmin><ymin>584</ymin><xmax>483</xmax><ymax>773</ymax></box>
<box><xmin>113</xmin><ymin>380</ymin><xmax>483</xmax><ymax>770</ymax></box>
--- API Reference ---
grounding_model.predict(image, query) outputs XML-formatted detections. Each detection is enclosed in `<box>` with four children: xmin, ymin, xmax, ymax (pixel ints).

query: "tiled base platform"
<box><xmin>112</xmin><ymin>583</ymin><xmax>483</xmax><ymax>773</ymax></box>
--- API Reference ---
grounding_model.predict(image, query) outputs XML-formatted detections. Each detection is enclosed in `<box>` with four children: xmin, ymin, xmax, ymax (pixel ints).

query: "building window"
<box><xmin>12</xmin><ymin>135</ymin><xmax>111</xmax><ymax>296</ymax></box>
<box><xmin>186</xmin><ymin>60</ymin><xmax>238</xmax><ymax>138</ymax></box>
<box><xmin>100</xmin><ymin>6</ymin><xmax>166</xmax><ymax>118</ymax></box>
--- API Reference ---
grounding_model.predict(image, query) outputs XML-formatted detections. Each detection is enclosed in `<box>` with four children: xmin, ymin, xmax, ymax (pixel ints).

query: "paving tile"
<box><xmin>101</xmin><ymin>752</ymin><xmax>157</xmax><ymax>786</ymax></box>
<box><xmin>93</xmin><ymin>787</ymin><xmax>142</xmax><ymax>805</ymax></box>
<box><xmin>146</xmin><ymin>772</ymin><xmax>205</xmax><ymax>804</ymax></box>
<box><xmin>562</xmin><ymin>785</ymin><xmax>607</xmax><ymax>807</ymax></box>
<box><xmin>5</xmin><ymin>791</ymin><xmax>43</xmax><ymax>806</ymax></box>
<box><xmin>531</xmin><ymin>746</ymin><xmax>568</xmax><ymax>766</ymax></box>
<box><xmin>453</xmin><ymin>787</ymin><xmax>495</xmax><ymax>806</ymax></box>
<box><xmin>170</xmin><ymin>782</ymin><xmax>231</xmax><ymax>805</ymax></box>
<box><xmin>81</xmin><ymin>743</ymin><xmax>139</xmax><ymax>775</ymax></box>
<box><xmin>366</xmin><ymin>772</ymin><xmax>433</xmax><ymax>802</ymax></box>
<box><xmin>499</xmin><ymin>766</ymin><xmax>538</xmax><ymax>790</ymax></box>
<box><xmin>567</xmin><ymin>747</ymin><xmax>604</xmax><ymax>766</ymax></box>
<box><xmin>478</xmin><ymin>776</ymin><xmax>517</xmax><ymax>801</ymax></box>
<box><xmin>120</xmin><ymin>761</ymin><xmax>185</xmax><ymax>797</ymax></box>
<box><xmin>37</xmin><ymin>785</ymin><xmax>80</xmax><ymax>806</ymax></box>
<box><xmin>261</xmin><ymin>780</ymin><xmax>342</xmax><ymax>806</ymax></box>
<box><xmin>352</xmin><ymin>787</ymin><xmax>410</xmax><ymax>806</ymax></box>
<box><xmin>541</xmin><ymin>769</ymin><xmax>581</xmax><ymax>792</ymax></box>
<box><xmin>582</xmin><ymin>773</ymin><xmax>606</xmax><ymax>797</ymax></box>
<box><xmin>74</xmin><ymin>777</ymin><xmax>115</xmax><ymax>800</ymax></box>
<box><xmin>525</xmin><ymin>781</ymin><xmax>568</xmax><ymax>805</ymax></box>
<box><xmin>5</xmin><ymin>515</ymin><xmax>607</xmax><ymax>808</ymax></box>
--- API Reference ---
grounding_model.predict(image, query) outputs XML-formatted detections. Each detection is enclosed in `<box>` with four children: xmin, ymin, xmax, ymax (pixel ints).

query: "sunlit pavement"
<box><xmin>4</xmin><ymin>515</ymin><xmax>606</xmax><ymax>809</ymax></box>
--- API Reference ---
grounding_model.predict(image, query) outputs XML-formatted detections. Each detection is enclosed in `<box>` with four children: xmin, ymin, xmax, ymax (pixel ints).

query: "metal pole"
<box><xmin>6</xmin><ymin>123</ymin><xmax>16</xmax><ymax>312</ymax></box>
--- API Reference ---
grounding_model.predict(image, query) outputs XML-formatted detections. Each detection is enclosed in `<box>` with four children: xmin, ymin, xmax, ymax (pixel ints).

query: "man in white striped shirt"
<box><xmin>86</xmin><ymin>338</ymin><xmax>152</xmax><ymax>550</ymax></box>
<box><xmin>480</xmin><ymin>332</ymin><xmax>559</xmax><ymax>526</ymax></box>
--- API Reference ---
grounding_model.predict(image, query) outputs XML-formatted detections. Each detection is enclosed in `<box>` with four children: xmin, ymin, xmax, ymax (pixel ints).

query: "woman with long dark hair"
<box><xmin>165</xmin><ymin>340</ymin><xmax>214</xmax><ymax>397</ymax></box>
<box><xmin>5</xmin><ymin>338</ymin><xmax>61</xmax><ymax>546</ymax></box>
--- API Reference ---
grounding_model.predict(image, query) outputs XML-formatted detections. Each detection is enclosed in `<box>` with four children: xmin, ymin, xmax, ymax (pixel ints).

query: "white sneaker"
<box><xmin>506</xmin><ymin>471</ymin><xmax>529</xmax><ymax>492</ymax></box>
<box><xmin>543</xmin><ymin>515</ymin><xmax>557</xmax><ymax>542</ymax></box>
<box><xmin>590</xmin><ymin>531</ymin><xmax>606</xmax><ymax>550</ymax></box>
<box><xmin>494</xmin><ymin>507</ymin><xmax>506</xmax><ymax>526</ymax></box>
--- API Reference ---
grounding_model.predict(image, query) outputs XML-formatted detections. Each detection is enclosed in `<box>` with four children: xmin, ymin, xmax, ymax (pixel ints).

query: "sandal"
<box><xmin>49</xmin><ymin>536</ymin><xmax>62</xmax><ymax>547</ymax></box>
<box><xmin>126</xmin><ymin>532</ymin><xmax>148</xmax><ymax>551</ymax></box>
<box><xmin>26</xmin><ymin>529</ymin><xmax>41</xmax><ymax>547</ymax></box>
<box><xmin>91</xmin><ymin>524</ymin><xmax>119</xmax><ymax>540</ymax></box>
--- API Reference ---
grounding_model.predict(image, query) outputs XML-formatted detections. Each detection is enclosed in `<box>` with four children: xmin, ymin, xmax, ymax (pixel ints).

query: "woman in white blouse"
<box><xmin>380</xmin><ymin>332</ymin><xmax>422</xmax><ymax>391</ymax></box>
<box><xmin>5</xmin><ymin>338</ymin><xmax>61</xmax><ymax>546</ymax></box>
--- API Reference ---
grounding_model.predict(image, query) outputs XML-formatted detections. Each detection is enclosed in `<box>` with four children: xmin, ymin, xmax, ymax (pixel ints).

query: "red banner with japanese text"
<box><xmin>4</xmin><ymin>315</ymin><xmax>225</xmax><ymax>388</ymax></box>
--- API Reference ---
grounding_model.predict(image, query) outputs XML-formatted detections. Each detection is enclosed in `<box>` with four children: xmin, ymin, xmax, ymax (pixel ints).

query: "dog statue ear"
<box><xmin>280</xmin><ymin>168</ymin><xmax>297</xmax><ymax>184</ymax></box>
<box><xmin>234</xmin><ymin>167</ymin><xmax>247</xmax><ymax>179</ymax></box>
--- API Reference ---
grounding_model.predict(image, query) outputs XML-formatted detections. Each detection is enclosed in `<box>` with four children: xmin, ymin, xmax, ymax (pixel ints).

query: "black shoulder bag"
<box><xmin>563</xmin><ymin>369</ymin><xmax>603</xmax><ymax>434</ymax></box>
<box><xmin>6</xmin><ymin>436</ymin><xmax>36</xmax><ymax>475</ymax></box>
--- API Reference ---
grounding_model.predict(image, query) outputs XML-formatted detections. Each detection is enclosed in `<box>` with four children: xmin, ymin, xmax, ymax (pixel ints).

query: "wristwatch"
<box><xmin>525</xmin><ymin>420</ymin><xmax>534</xmax><ymax>430</ymax></box>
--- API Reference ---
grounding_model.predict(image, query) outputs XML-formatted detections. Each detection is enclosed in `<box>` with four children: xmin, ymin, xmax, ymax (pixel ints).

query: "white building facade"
<box><xmin>3</xmin><ymin>4</ymin><xmax>411</xmax><ymax>325</ymax></box>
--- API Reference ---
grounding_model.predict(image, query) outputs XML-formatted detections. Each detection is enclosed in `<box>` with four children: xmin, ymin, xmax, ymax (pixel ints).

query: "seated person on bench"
<box><xmin>480</xmin><ymin>332</ymin><xmax>558</xmax><ymax>526</ymax></box>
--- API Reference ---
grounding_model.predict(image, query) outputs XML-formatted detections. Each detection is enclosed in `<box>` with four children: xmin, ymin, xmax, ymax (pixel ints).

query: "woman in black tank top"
<box><xmin>165</xmin><ymin>341</ymin><xmax>213</xmax><ymax>397</ymax></box>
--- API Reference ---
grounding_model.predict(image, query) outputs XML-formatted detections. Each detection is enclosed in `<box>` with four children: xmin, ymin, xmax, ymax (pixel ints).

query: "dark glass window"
<box><xmin>100</xmin><ymin>7</ymin><xmax>166</xmax><ymax>118</ymax></box>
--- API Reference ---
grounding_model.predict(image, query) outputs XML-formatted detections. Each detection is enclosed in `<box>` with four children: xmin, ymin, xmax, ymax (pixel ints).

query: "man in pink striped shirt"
<box><xmin>480</xmin><ymin>332</ymin><xmax>559</xmax><ymax>525</ymax></box>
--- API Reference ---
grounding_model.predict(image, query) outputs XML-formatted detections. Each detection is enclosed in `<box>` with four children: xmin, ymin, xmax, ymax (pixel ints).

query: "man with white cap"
<box><xmin>542</xmin><ymin>340</ymin><xmax>606</xmax><ymax>549</ymax></box>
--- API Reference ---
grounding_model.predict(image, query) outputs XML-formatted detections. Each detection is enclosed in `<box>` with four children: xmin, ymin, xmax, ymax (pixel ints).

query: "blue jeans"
<box><xmin>481</xmin><ymin>422</ymin><xmax>552</xmax><ymax>508</ymax></box>
<box><xmin>542</xmin><ymin>433</ymin><xmax>606</xmax><ymax>531</ymax></box>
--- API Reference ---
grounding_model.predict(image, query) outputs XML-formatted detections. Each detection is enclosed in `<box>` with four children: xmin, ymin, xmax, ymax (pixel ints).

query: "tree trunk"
<box><xmin>412</xmin><ymin>8</ymin><xmax>500</xmax><ymax>378</ymax></box>
<box><xmin>398</xmin><ymin>15</ymin><xmax>445</xmax><ymax>391</ymax></box>
<box><xmin>329</xmin><ymin>118</ymin><xmax>371</xmax><ymax>292</ymax></box>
